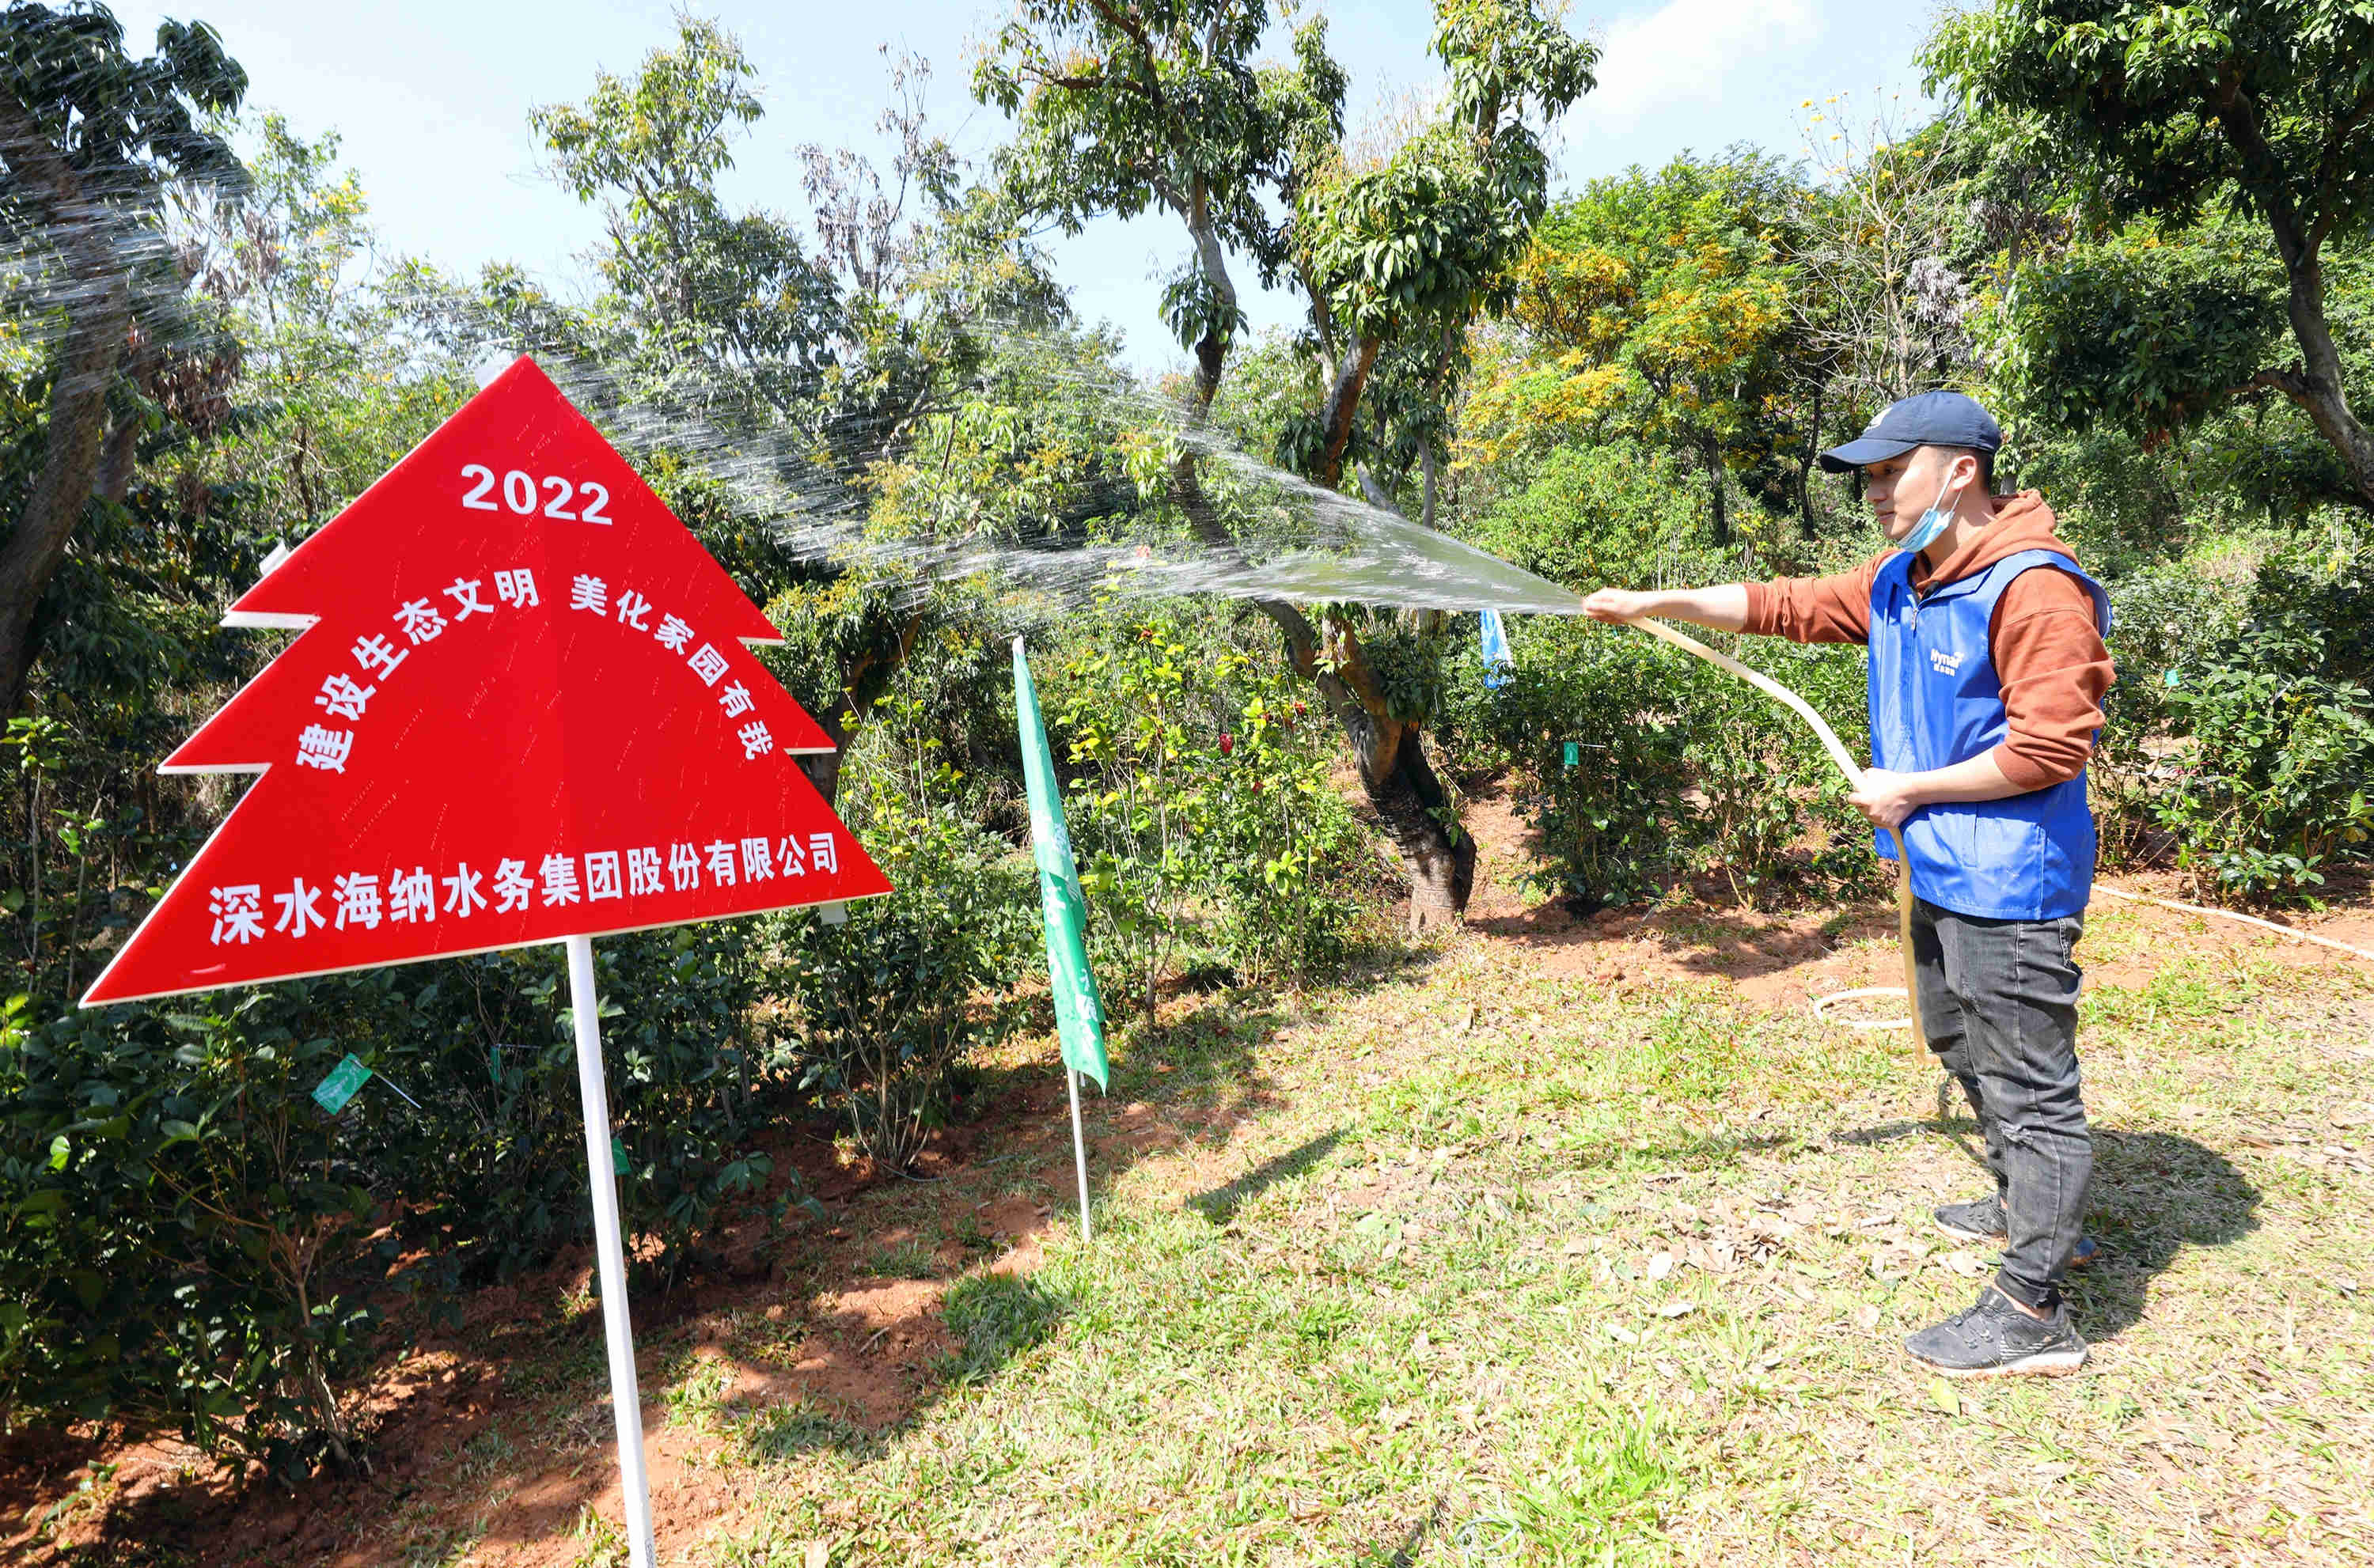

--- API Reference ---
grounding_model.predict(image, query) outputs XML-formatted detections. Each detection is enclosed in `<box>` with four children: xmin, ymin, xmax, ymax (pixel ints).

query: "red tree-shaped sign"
<box><xmin>84</xmin><ymin>355</ymin><xmax>891</xmax><ymax>1006</ymax></box>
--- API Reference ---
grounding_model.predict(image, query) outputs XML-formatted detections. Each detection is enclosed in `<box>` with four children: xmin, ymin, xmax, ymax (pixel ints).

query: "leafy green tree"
<box><xmin>1926</xmin><ymin>0</ymin><xmax>2374</xmax><ymax>510</ymax></box>
<box><xmin>518</xmin><ymin>21</ymin><xmax>1072</xmax><ymax>808</ymax></box>
<box><xmin>977</xmin><ymin>0</ymin><xmax>1341</xmax><ymax>411</ymax></box>
<box><xmin>529</xmin><ymin>14</ymin><xmax>840</xmax><ymax>427</ymax></box>
<box><xmin>178</xmin><ymin>118</ymin><xmax>480</xmax><ymax>538</ymax></box>
<box><xmin>980</xmin><ymin>0</ymin><xmax>1593</xmax><ymax>922</ymax></box>
<box><xmin>0</xmin><ymin>2</ymin><xmax>247</xmax><ymax>712</ymax></box>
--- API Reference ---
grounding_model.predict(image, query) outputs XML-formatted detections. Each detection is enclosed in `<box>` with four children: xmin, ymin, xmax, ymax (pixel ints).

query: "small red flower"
<box><xmin>1219</xmin><ymin>733</ymin><xmax>1235</xmax><ymax>756</ymax></box>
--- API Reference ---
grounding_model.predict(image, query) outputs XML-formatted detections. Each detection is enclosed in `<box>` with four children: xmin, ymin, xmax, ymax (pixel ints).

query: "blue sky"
<box><xmin>113</xmin><ymin>0</ymin><xmax>1942</xmax><ymax>368</ymax></box>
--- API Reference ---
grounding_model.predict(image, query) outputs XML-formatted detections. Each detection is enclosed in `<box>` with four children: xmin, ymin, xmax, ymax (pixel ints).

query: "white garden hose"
<box><xmin>1616</xmin><ymin>617</ymin><xmax>2374</xmax><ymax>1030</ymax></box>
<box><xmin>1621</xmin><ymin>618</ymin><xmax>1922</xmax><ymax>1033</ymax></box>
<box><xmin>2088</xmin><ymin>885</ymin><xmax>2374</xmax><ymax>962</ymax></box>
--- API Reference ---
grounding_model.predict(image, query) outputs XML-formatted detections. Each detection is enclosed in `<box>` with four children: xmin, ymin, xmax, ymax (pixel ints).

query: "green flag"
<box><xmin>1012</xmin><ymin>638</ymin><xmax>1109</xmax><ymax>1090</ymax></box>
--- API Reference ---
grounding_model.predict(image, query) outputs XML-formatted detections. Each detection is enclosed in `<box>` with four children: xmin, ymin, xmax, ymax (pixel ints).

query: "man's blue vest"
<box><xmin>1866</xmin><ymin>547</ymin><xmax>2112</xmax><ymax>920</ymax></box>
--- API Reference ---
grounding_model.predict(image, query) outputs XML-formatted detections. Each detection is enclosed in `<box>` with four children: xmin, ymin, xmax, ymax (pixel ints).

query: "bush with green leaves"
<box><xmin>0</xmin><ymin>919</ymin><xmax>805</xmax><ymax>1474</ymax></box>
<box><xmin>1049</xmin><ymin>604</ymin><xmax>1367</xmax><ymax>1007</ymax></box>
<box><xmin>1435</xmin><ymin>434</ymin><xmax>1881</xmax><ymax>908</ymax></box>
<box><xmin>2136</xmin><ymin>547</ymin><xmax>2374</xmax><ymax>901</ymax></box>
<box><xmin>1439</xmin><ymin>612</ymin><xmax>1880</xmax><ymax>911</ymax></box>
<box><xmin>776</xmin><ymin>790</ymin><xmax>1036</xmax><ymax>1172</ymax></box>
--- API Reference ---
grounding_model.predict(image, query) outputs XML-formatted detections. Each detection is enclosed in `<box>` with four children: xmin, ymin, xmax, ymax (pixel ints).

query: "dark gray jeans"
<box><xmin>1910</xmin><ymin>896</ymin><xmax>2091</xmax><ymax>1310</ymax></box>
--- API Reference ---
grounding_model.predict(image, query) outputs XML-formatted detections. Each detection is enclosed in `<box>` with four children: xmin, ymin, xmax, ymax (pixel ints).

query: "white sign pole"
<box><xmin>565</xmin><ymin>934</ymin><xmax>656</xmax><ymax>1568</ymax></box>
<box><xmin>1065</xmin><ymin>1067</ymin><xmax>1093</xmax><ymax>1242</ymax></box>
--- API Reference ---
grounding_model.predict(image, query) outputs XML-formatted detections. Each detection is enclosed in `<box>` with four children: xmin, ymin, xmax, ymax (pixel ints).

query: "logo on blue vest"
<box><xmin>1928</xmin><ymin>648</ymin><xmax>1964</xmax><ymax>676</ymax></box>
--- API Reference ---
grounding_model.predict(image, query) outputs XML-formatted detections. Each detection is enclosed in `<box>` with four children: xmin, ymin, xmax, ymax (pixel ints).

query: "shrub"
<box><xmin>2154</xmin><ymin>629</ymin><xmax>2374</xmax><ymax>901</ymax></box>
<box><xmin>2093</xmin><ymin>542</ymin><xmax>2374</xmax><ymax>901</ymax></box>
<box><xmin>1052</xmin><ymin>604</ymin><xmax>1366</xmax><ymax>1006</ymax></box>
<box><xmin>778</xmin><ymin>789</ymin><xmax>1035</xmax><ymax>1172</ymax></box>
<box><xmin>0</xmin><ymin>921</ymin><xmax>807</xmax><ymax>1471</ymax></box>
<box><xmin>1438</xmin><ymin>599</ymin><xmax>1879</xmax><ymax>911</ymax></box>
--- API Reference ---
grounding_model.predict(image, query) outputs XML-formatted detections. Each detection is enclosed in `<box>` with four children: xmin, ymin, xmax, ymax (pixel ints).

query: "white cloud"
<box><xmin>1574</xmin><ymin>0</ymin><xmax>1822</xmax><ymax>131</ymax></box>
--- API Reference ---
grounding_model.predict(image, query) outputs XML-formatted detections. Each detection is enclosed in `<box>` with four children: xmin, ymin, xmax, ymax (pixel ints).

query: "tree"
<box><xmin>980</xmin><ymin>0</ymin><xmax>1593</xmax><ymax>924</ymax></box>
<box><xmin>520</xmin><ymin>19</ymin><xmax>948</xmax><ymax>809</ymax></box>
<box><xmin>529</xmin><ymin>14</ymin><xmax>840</xmax><ymax>429</ymax></box>
<box><xmin>1925</xmin><ymin>0</ymin><xmax>2374</xmax><ymax>510</ymax></box>
<box><xmin>1791</xmin><ymin>104</ymin><xmax>1975</xmax><ymax>415</ymax></box>
<box><xmin>798</xmin><ymin>47</ymin><xmax>961</xmax><ymax>303</ymax></box>
<box><xmin>0</xmin><ymin>1</ymin><xmax>247</xmax><ymax>713</ymax></box>
<box><xmin>1460</xmin><ymin>152</ymin><xmax>1811</xmax><ymax>545</ymax></box>
<box><xmin>174</xmin><ymin>117</ymin><xmax>480</xmax><ymax>539</ymax></box>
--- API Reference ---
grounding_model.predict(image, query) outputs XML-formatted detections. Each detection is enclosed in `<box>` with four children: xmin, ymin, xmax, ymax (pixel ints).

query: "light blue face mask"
<box><xmin>1896</xmin><ymin>472</ymin><xmax>1963</xmax><ymax>556</ymax></box>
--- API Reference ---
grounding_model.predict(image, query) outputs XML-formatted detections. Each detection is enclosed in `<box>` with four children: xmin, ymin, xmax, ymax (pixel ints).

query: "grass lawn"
<box><xmin>16</xmin><ymin>895</ymin><xmax>2374</xmax><ymax>1566</ymax></box>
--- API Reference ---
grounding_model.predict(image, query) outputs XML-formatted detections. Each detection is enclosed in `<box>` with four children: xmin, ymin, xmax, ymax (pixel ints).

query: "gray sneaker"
<box><xmin>1932</xmin><ymin>1195</ymin><xmax>2099</xmax><ymax>1267</ymax></box>
<box><xmin>1905</xmin><ymin>1286</ymin><xmax>2090</xmax><ymax>1378</ymax></box>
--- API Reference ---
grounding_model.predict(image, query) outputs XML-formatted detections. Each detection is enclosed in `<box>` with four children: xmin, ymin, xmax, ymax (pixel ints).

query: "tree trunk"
<box><xmin>1170</xmin><ymin>455</ymin><xmax>1473</xmax><ymax>922</ymax></box>
<box><xmin>1310</xmin><ymin>604</ymin><xmax>1472</xmax><ymax>928</ymax></box>
<box><xmin>1318</xmin><ymin>336</ymin><xmax>1380</xmax><ymax>487</ymax></box>
<box><xmin>794</xmin><ymin>612</ymin><xmax>925</xmax><ymax>806</ymax></box>
<box><xmin>1367</xmin><ymin>718</ymin><xmax>1473</xmax><ymax>931</ymax></box>
<box><xmin>0</xmin><ymin>274</ymin><xmax>129</xmax><ymax>714</ymax></box>
<box><xmin>1799</xmin><ymin>380</ymin><xmax>1824</xmax><ymax>539</ymax></box>
<box><xmin>1420</xmin><ymin>437</ymin><xmax>1439</xmax><ymax>532</ymax></box>
<box><xmin>1700</xmin><ymin>435</ymin><xmax>1731</xmax><ymax>546</ymax></box>
<box><xmin>2211</xmin><ymin>75</ymin><xmax>2374</xmax><ymax>513</ymax></box>
<box><xmin>1185</xmin><ymin>208</ymin><xmax>1238</xmax><ymax>418</ymax></box>
<box><xmin>798</xmin><ymin>714</ymin><xmax>852</xmax><ymax>809</ymax></box>
<box><xmin>0</xmin><ymin>99</ymin><xmax>134</xmax><ymax>716</ymax></box>
<box><xmin>2274</xmin><ymin>258</ymin><xmax>2374</xmax><ymax>512</ymax></box>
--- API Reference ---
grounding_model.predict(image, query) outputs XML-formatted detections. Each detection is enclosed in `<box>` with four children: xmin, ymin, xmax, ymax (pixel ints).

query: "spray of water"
<box><xmin>10</xmin><ymin>177</ymin><xmax>1584</xmax><ymax>623</ymax></box>
<box><xmin>502</xmin><ymin>319</ymin><xmax>1588</xmax><ymax>621</ymax></box>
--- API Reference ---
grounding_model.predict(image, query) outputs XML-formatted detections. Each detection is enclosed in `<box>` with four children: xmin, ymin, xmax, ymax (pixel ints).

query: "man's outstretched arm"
<box><xmin>1579</xmin><ymin>585</ymin><xmax>1750</xmax><ymax>631</ymax></box>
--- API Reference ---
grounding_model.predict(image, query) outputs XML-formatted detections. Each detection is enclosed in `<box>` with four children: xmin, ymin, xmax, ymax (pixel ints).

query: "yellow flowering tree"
<box><xmin>1462</xmin><ymin>153</ymin><xmax>1816</xmax><ymax>544</ymax></box>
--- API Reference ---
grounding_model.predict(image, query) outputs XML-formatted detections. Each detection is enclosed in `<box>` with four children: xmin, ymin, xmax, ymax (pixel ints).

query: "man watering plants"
<box><xmin>1580</xmin><ymin>391</ymin><xmax>2114</xmax><ymax>1378</ymax></box>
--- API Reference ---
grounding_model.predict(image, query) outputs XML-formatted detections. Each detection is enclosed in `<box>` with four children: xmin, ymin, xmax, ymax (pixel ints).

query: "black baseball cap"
<box><xmin>1817</xmin><ymin>390</ymin><xmax>2001</xmax><ymax>473</ymax></box>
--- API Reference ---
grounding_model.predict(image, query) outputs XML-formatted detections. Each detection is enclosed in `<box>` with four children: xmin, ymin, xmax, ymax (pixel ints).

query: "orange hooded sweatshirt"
<box><xmin>1741</xmin><ymin>491</ymin><xmax>2116</xmax><ymax>791</ymax></box>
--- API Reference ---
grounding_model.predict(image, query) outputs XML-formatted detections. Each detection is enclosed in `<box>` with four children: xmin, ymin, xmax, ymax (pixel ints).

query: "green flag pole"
<box><xmin>1013</xmin><ymin>636</ymin><xmax>1109</xmax><ymax>1240</ymax></box>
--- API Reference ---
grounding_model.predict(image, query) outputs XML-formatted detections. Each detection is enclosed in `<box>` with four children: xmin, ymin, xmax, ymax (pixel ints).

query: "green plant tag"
<box><xmin>612</xmin><ymin>1135</ymin><xmax>630</xmax><ymax>1176</ymax></box>
<box><xmin>311</xmin><ymin>1054</ymin><xmax>372</xmax><ymax>1115</ymax></box>
<box><xmin>1564</xmin><ymin>740</ymin><xmax>1580</xmax><ymax>769</ymax></box>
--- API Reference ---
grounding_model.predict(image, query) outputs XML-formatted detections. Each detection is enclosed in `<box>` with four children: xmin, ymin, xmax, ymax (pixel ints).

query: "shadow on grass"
<box><xmin>1580</xmin><ymin>1130</ymin><xmax>1792</xmax><ymax>1173</ymax></box>
<box><xmin>726</xmin><ymin>1271</ymin><xmax>1069</xmax><ymax>1469</ymax></box>
<box><xmin>1832</xmin><ymin>1119</ymin><xmax>1927</xmax><ymax>1146</ymax></box>
<box><xmin>1189</xmin><ymin>1127</ymin><xmax>1346</xmax><ymax>1226</ymax></box>
<box><xmin>2071</xmin><ymin>1127</ymin><xmax>2262</xmax><ymax>1339</ymax></box>
<box><xmin>1858</xmin><ymin>1084</ymin><xmax>2263</xmax><ymax>1343</ymax></box>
